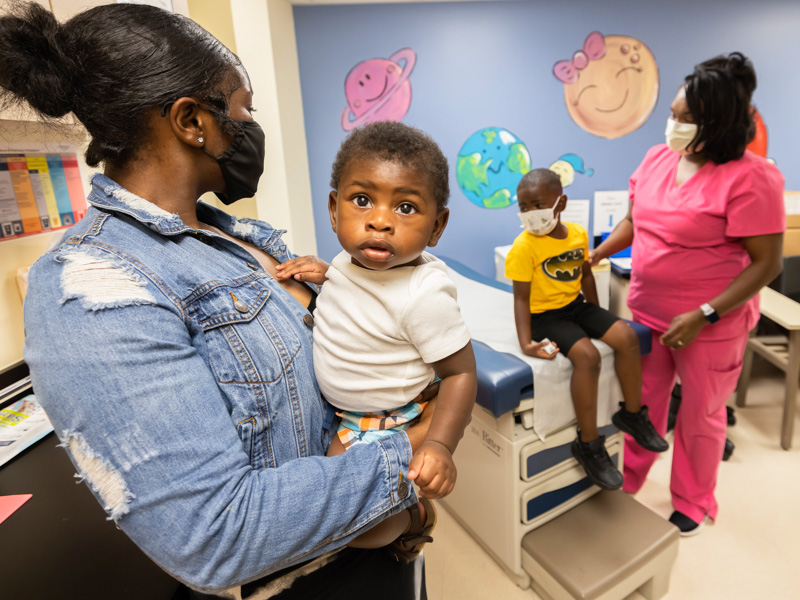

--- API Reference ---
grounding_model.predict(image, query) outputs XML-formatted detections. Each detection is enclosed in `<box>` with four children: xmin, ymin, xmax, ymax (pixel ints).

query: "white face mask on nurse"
<box><xmin>665</xmin><ymin>118</ymin><xmax>698</xmax><ymax>154</ymax></box>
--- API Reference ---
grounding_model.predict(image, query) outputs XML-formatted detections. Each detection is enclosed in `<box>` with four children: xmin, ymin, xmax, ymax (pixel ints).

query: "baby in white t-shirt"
<box><xmin>277</xmin><ymin>121</ymin><xmax>477</xmax><ymax>561</ymax></box>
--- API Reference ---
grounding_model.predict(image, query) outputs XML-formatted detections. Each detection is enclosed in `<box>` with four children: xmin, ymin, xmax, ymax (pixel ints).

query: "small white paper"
<box><xmin>560</xmin><ymin>199</ymin><xmax>590</xmax><ymax>233</ymax></box>
<box><xmin>593</xmin><ymin>190</ymin><xmax>630</xmax><ymax>236</ymax></box>
<box><xmin>785</xmin><ymin>191</ymin><xmax>800</xmax><ymax>215</ymax></box>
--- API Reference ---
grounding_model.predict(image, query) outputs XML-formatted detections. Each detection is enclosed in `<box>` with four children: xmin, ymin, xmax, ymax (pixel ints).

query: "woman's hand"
<box><xmin>522</xmin><ymin>340</ymin><xmax>559</xmax><ymax>359</ymax></box>
<box><xmin>659</xmin><ymin>309</ymin><xmax>706</xmax><ymax>348</ymax></box>
<box><xmin>275</xmin><ymin>256</ymin><xmax>330</xmax><ymax>285</ymax></box>
<box><xmin>587</xmin><ymin>249</ymin><xmax>602</xmax><ymax>267</ymax></box>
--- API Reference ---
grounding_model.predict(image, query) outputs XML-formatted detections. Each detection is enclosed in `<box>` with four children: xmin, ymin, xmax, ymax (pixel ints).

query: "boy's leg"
<box><xmin>328</xmin><ymin>404</ymin><xmax>431</xmax><ymax>552</ymax></box>
<box><xmin>566</xmin><ymin>338</ymin><xmax>602</xmax><ymax>442</ymax></box>
<box><xmin>575</xmin><ymin>306</ymin><xmax>667</xmax><ymax>453</ymax></box>
<box><xmin>623</xmin><ymin>330</ymin><xmax>677</xmax><ymax>493</ymax></box>
<box><xmin>598</xmin><ymin>320</ymin><xmax>642</xmax><ymax>412</ymax></box>
<box><xmin>347</xmin><ymin>511</ymin><xmax>412</xmax><ymax>549</ymax></box>
<box><xmin>566</xmin><ymin>337</ymin><xmax>624</xmax><ymax>490</ymax></box>
<box><xmin>327</xmin><ymin>435</ymin><xmax>347</xmax><ymax>457</ymax></box>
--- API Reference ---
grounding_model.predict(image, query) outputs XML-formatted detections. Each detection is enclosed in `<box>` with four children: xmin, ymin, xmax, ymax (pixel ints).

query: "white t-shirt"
<box><xmin>313</xmin><ymin>251</ymin><xmax>472</xmax><ymax>412</ymax></box>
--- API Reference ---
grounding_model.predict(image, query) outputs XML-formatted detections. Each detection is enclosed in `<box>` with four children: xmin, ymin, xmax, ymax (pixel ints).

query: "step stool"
<box><xmin>521</xmin><ymin>491</ymin><xmax>679</xmax><ymax>600</ymax></box>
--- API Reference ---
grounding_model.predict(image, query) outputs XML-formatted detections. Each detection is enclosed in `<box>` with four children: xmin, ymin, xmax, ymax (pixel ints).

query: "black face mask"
<box><xmin>207</xmin><ymin>120</ymin><xmax>266</xmax><ymax>205</ymax></box>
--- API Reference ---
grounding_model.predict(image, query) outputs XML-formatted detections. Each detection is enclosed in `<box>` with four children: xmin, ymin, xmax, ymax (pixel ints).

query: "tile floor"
<box><xmin>424</xmin><ymin>361</ymin><xmax>800</xmax><ymax>599</ymax></box>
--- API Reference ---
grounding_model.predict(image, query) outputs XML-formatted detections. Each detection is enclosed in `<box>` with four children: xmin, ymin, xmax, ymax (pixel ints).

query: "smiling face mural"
<box><xmin>341</xmin><ymin>48</ymin><xmax>416</xmax><ymax>131</ymax></box>
<box><xmin>554</xmin><ymin>32</ymin><xmax>659</xmax><ymax>139</ymax></box>
<box><xmin>456</xmin><ymin>127</ymin><xmax>531</xmax><ymax>209</ymax></box>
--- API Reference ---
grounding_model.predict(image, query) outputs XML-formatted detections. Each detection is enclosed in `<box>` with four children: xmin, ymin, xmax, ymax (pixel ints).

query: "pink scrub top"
<box><xmin>627</xmin><ymin>145</ymin><xmax>785</xmax><ymax>341</ymax></box>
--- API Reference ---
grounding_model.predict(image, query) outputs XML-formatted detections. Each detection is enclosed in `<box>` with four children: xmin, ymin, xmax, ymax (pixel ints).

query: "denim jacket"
<box><xmin>23</xmin><ymin>174</ymin><xmax>416</xmax><ymax>592</ymax></box>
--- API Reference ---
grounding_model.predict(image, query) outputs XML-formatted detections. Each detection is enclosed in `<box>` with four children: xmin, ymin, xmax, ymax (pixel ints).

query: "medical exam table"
<box><xmin>438</xmin><ymin>258</ymin><xmax>678</xmax><ymax>599</ymax></box>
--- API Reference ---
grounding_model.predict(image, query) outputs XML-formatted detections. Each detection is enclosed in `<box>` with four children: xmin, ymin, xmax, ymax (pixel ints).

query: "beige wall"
<box><xmin>228</xmin><ymin>0</ymin><xmax>317</xmax><ymax>255</ymax></box>
<box><xmin>0</xmin><ymin>0</ymin><xmax>315</xmax><ymax>370</ymax></box>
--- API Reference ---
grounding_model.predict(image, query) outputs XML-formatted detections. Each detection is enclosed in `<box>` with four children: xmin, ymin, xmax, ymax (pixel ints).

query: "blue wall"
<box><xmin>294</xmin><ymin>0</ymin><xmax>800</xmax><ymax>279</ymax></box>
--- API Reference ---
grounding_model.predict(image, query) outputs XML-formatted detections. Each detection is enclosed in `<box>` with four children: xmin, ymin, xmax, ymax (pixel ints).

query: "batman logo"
<box><xmin>542</xmin><ymin>248</ymin><xmax>584</xmax><ymax>281</ymax></box>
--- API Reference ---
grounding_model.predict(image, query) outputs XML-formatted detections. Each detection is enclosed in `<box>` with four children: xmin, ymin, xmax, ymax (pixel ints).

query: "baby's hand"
<box><xmin>275</xmin><ymin>255</ymin><xmax>330</xmax><ymax>285</ymax></box>
<box><xmin>523</xmin><ymin>340</ymin><xmax>559</xmax><ymax>360</ymax></box>
<box><xmin>407</xmin><ymin>440</ymin><xmax>456</xmax><ymax>499</ymax></box>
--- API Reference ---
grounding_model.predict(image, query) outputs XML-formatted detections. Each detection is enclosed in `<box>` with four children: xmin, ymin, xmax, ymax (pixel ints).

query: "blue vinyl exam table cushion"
<box><xmin>438</xmin><ymin>256</ymin><xmax>651</xmax><ymax>419</ymax></box>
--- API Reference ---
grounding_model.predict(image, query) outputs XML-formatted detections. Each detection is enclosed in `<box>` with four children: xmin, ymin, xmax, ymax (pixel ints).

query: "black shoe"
<box><xmin>726</xmin><ymin>406</ymin><xmax>736</xmax><ymax>426</ymax></box>
<box><xmin>722</xmin><ymin>438</ymin><xmax>735</xmax><ymax>461</ymax></box>
<box><xmin>612</xmin><ymin>404</ymin><xmax>669</xmax><ymax>453</ymax></box>
<box><xmin>570</xmin><ymin>433</ymin><xmax>624</xmax><ymax>490</ymax></box>
<box><xmin>669</xmin><ymin>510</ymin><xmax>706</xmax><ymax>537</ymax></box>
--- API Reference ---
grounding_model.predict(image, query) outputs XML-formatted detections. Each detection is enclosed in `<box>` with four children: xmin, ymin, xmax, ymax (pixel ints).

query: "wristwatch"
<box><xmin>700</xmin><ymin>303</ymin><xmax>720</xmax><ymax>324</ymax></box>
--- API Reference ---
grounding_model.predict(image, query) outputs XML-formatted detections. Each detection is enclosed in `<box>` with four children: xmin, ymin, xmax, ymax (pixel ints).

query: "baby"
<box><xmin>277</xmin><ymin>121</ymin><xmax>477</xmax><ymax>561</ymax></box>
<box><xmin>506</xmin><ymin>168</ymin><xmax>667</xmax><ymax>490</ymax></box>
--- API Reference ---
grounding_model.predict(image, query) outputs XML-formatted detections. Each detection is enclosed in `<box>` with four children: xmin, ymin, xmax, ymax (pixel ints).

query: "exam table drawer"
<box><xmin>520</xmin><ymin>433</ymin><xmax>622</xmax><ymax>525</ymax></box>
<box><xmin>520</xmin><ymin>423</ymin><xmax>617</xmax><ymax>482</ymax></box>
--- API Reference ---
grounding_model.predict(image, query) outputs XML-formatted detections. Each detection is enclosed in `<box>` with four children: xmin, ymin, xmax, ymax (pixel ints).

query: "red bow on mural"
<box><xmin>553</xmin><ymin>31</ymin><xmax>606</xmax><ymax>84</ymax></box>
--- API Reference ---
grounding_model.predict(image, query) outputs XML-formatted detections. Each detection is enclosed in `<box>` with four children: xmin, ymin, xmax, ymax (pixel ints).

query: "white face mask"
<box><xmin>519</xmin><ymin>203</ymin><xmax>559</xmax><ymax>236</ymax></box>
<box><xmin>665</xmin><ymin>118</ymin><xmax>698</xmax><ymax>154</ymax></box>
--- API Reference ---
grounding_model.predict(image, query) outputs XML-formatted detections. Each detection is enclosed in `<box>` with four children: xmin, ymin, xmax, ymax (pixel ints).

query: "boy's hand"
<box><xmin>407</xmin><ymin>440</ymin><xmax>456</xmax><ymax>499</ymax></box>
<box><xmin>275</xmin><ymin>256</ymin><xmax>330</xmax><ymax>285</ymax></box>
<box><xmin>522</xmin><ymin>340</ymin><xmax>559</xmax><ymax>360</ymax></box>
<box><xmin>587</xmin><ymin>249</ymin><xmax>602</xmax><ymax>267</ymax></box>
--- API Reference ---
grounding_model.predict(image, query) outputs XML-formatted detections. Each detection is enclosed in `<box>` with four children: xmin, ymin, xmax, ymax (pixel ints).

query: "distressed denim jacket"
<box><xmin>23</xmin><ymin>174</ymin><xmax>416</xmax><ymax>592</ymax></box>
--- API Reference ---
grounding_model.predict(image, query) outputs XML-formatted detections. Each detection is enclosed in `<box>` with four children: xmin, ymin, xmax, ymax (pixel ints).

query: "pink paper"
<box><xmin>0</xmin><ymin>494</ymin><xmax>32</xmax><ymax>525</ymax></box>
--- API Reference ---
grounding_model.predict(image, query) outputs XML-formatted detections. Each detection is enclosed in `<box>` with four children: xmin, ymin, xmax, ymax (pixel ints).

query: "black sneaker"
<box><xmin>570</xmin><ymin>433</ymin><xmax>624</xmax><ymax>490</ymax></box>
<box><xmin>612</xmin><ymin>404</ymin><xmax>669</xmax><ymax>453</ymax></box>
<box><xmin>722</xmin><ymin>437</ymin><xmax>735</xmax><ymax>461</ymax></box>
<box><xmin>669</xmin><ymin>510</ymin><xmax>706</xmax><ymax>537</ymax></box>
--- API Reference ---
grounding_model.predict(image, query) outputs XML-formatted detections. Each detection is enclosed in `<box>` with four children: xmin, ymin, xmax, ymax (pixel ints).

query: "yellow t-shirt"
<box><xmin>505</xmin><ymin>222</ymin><xmax>588</xmax><ymax>313</ymax></box>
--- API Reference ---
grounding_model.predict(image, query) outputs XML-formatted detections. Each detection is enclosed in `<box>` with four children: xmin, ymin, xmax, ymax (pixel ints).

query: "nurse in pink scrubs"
<box><xmin>591</xmin><ymin>52</ymin><xmax>785</xmax><ymax>536</ymax></box>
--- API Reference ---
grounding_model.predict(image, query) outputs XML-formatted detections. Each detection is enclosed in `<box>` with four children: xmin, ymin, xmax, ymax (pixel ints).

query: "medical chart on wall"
<box><xmin>593</xmin><ymin>190</ymin><xmax>629</xmax><ymax>236</ymax></box>
<box><xmin>0</xmin><ymin>147</ymin><xmax>86</xmax><ymax>241</ymax></box>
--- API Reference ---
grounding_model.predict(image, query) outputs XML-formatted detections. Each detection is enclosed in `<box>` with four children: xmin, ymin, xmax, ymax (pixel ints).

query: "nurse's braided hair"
<box><xmin>0</xmin><ymin>1</ymin><xmax>242</xmax><ymax>167</ymax></box>
<box><xmin>683</xmin><ymin>52</ymin><xmax>757</xmax><ymax>165</ymax></box>
<box><xmin>330</xmin><ymin>121</ymin><xmax>450</xmax><ymax>211</ymax></box>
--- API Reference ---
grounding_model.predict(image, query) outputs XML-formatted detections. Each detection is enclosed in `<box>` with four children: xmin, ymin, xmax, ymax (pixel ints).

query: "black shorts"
<box><xmin>530</xmin><ymin>296</ymin><xmax>620</xmax><ymax>356</ymax></box>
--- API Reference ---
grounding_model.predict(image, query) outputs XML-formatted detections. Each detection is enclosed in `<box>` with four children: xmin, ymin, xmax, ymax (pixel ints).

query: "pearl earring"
<box><xmin>197</xmin><ymin>136</ymin><xmax>204</xmax><ymax>144</ymax></box>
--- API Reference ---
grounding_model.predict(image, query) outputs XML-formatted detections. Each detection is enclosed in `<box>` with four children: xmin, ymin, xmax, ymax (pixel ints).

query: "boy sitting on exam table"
<box><xmin>505</xmin><ymin>168</ymin><xmax>668</xmax><ymax>490</ymax></box>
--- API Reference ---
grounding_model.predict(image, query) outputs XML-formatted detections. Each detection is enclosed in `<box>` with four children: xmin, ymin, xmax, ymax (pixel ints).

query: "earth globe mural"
<box><xmin>456</xmin><ymin>127</ymin><xmax>531</xmax><ymax>209</ymax></box>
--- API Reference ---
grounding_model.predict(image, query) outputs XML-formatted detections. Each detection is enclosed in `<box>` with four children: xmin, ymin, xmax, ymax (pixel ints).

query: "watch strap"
<box><xmin>700</xmin><ymin>303</ymin><xmax>720</xmax><ymax>324</ymax></box>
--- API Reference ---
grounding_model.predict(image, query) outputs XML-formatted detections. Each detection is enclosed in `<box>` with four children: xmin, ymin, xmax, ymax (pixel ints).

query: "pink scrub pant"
<box><xmin>622</xmin><ymin>329</ymin><xmax>748</xmax><ymax>522</ymax></box>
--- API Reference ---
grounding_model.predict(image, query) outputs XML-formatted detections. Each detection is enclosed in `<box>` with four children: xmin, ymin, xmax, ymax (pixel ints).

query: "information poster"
<box><xmin>593</xmin><ymin>190</ymin><xmax>630</xmax><ymax>236</ymax></box>
<box><xmin>0</xmin><ymin>152</ymin><xmax>86</xmax><ymax>241</ymax></box>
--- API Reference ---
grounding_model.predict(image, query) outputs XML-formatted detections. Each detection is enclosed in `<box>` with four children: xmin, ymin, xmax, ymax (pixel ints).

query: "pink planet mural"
<box><xmin>341</xmin><ymin>48</ymin><xmax>416</xmax><ymax>131</ymax></box>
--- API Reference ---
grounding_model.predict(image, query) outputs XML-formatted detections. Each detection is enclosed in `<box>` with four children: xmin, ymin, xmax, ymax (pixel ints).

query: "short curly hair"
<box><xmin>518</xmin><ymin>168</ymin><xmax>563</xmax><ymax>194</ymax></box>
<box><xmin>330</xmin><ymin>121</ymin><xmax>450</xmax><ymax>211</ymax></box>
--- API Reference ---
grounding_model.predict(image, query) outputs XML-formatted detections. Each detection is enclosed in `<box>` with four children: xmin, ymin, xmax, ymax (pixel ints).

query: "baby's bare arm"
<box><xmin>407</xmin><ymin>342</ymin><xmax>476</xmax><ymax>497</ymax></box>
<box><xmin>423</xmin><ymin>342</ymin><xmax>477</xmax><ymax>454</ymax></box>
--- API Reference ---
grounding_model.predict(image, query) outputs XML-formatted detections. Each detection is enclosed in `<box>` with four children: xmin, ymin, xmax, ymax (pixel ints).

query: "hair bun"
<box><xmin>0</xmin><ymin>3</ymin><xmax>77</xmax><ymax>117</ymax></box>
<box><xmin>726</xmin><ymin>52</ymin><xmax>756</xmax><ymax>97</ymax></box>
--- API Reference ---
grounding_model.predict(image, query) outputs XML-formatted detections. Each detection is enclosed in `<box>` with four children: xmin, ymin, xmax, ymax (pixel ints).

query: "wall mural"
<box><xmin>554</xmin><ymin>31</ymin><xmax>659</xmax><ymax>139</ymax></box>
<box><xmin>456</xmin><ymin>127</ymin><xmax>531</xmax><ymax>209</ymax></box>
<box><xmin>548</xmin><ymin>153</ymin><xmax>594</xmax><ymax>188</ymax></box>
<box><xmin>341</xmin><ymin>48</ymin><xmax>416</xmax><ymax>131</ymax></box>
